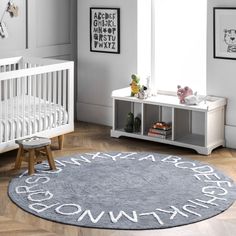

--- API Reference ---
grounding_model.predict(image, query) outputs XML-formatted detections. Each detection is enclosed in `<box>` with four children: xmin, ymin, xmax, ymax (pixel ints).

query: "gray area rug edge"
<box><xmin>8</xmin><ymin>152</ymin><xmax>236</xmax><ymax>230</ymax></box>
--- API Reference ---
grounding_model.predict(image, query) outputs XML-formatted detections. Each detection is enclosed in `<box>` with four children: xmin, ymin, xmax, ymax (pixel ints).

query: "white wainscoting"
<box><xmin>225</xmin><ymin>125</ymin><xmax>236</xmax><ymax>149</ymax></box>
<box><xmin>77</xmin><ymin>102</ymin><xmax>113</xmax><ymax>126</ymax></box>
<box><xmin>0</xmin><ymin>0</ymin><xmax>77</xmax><ymax>61</ymax></box>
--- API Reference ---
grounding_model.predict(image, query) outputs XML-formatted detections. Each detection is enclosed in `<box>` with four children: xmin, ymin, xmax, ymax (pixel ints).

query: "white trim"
<box><xmin>151</xmin><ymin>0</ymin><xmax>156</xmax><ymax>91</ymax></box>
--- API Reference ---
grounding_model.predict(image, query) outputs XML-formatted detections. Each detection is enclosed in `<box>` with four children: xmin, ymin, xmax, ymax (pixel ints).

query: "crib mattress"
<box><xmin>0</xmin><ymin>95</ymin><xmax>68</xmax><ymax>142</ymax></box>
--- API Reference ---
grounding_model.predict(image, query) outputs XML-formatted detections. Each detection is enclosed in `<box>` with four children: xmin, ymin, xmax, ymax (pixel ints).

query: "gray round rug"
<box><xmin>8</xmin><ymin>152</ymin><xmax>236</xmax><ymax>230</ymax></box>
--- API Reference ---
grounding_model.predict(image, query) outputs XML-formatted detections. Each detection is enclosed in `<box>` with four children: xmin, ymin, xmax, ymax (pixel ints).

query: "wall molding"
<box><xmin>225</xmin><ymin>125</ymin><xmax>236</xmax><ymax>149</ymax></box>
<box><xmin>77</xmin><ymin>102</ymin><xmax>112</xmax><ymax>126</ymax></box>
<box><xmin>0</xmin><ymin>0</ymin><xmax>77</xmax><ymax>61</ymax></box>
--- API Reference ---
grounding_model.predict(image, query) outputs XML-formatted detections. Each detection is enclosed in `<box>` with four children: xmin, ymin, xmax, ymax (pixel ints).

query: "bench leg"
<box><xmin>45</xmin><ymin>146</ymin><xmax>56</xmax><ymax>170</ymax></box>
<box><xmin>58</xmin><ymin>135</ymin><xmax>64</xmax><ymax>150</ymax></box>
<box><xmin>28</xmin><ymin>149</ymin><xmax>35</xmax><ymax>175</ymax></box>
<box><xmin>14</xmin><ymin>146</ymin><xmax>24</xmax><ymax>170</ymax></box>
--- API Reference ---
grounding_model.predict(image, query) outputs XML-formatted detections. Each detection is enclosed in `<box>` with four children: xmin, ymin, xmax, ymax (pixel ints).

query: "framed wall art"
<box><xmin>90</xmin><ymin>7</ymin><xmax>120</xmax><ymax>54</ymax></box>
<box><xmin>214</xmin><ymin>7</ymin><xmax>236</xmax><ymax>60</ymax></box>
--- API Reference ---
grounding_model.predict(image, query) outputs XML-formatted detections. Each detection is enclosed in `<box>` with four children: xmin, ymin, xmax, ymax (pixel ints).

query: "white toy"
<box><xmin>184</xmin><ymin>93</ymin><xmax>206</xmax><ymax>105</ymax></box>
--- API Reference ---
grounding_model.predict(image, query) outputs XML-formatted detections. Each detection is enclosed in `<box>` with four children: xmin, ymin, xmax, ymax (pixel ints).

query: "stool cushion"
<box><xmin>16</xmin><ymin>136</ymin><xmax>51</xmax><ymax>149</ymax></box>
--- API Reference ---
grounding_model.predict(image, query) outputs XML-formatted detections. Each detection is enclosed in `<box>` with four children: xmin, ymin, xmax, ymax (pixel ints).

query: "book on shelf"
<box><xmin>149</xmin><ymin>128</ymin><xmax>172</xmax><ymax>135</ymax></box>
<box><xmin>152</xmin><ymin>121</ymin><xmax>172</xmax><ymax>131</ymax></box>
<box><xmin>147</xmin><ymin>131</ymin><xmax>171</xmax><ymax>139</ymax></box>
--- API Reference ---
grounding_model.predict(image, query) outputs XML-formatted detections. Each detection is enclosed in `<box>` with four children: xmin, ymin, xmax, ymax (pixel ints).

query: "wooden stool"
<box><xmin>15</xmin><ymin>136</ymin><xmax>56</xmax><ymax>175</ymax></box>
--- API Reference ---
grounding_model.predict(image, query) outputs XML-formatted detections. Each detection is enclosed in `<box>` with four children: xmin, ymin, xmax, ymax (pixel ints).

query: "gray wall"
<box><xmin>77</xmin><ymin>0</ymin><xmax>138</xmax><ymax>125</ymax></box>
<box><xmin>207</xmin><ymin>0</ymin><xmax>236</xmax><ymax>148</ymax></box>
<box><xmin>0</xmin><ymin>0</ymin><xmax>77</xmax><ymax>61</ymax></box>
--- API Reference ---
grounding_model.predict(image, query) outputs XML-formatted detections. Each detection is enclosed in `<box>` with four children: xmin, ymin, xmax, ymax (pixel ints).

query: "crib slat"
<box><xmin>63</xmin><ymin>70</ymin><xmax>67</xmax><ymax>124</ymax></box>
<box><xmin>4</xmin><ymin>80</ymin><xmax>8</xmax><ymax>142</ymax></box>
<box><xmin>16</xmin><ymin>77</ymin><xmax>20</xmax><ymax>139</ymax></box>
<box><xmin>12</xmin><ymin>64</ymin><xmax>17</xmax><ymax>141</ymax></box>
<box><xmin>53</xmin><ymin>71</ymin><xmax>57</xmax><ymax>127</ymax></box>
<box><xmin>10</xmin><ymin>64</ymin><xmax>14</xmax><ymax>141</ymax></box>
<box><xmin>58</xmin><ymin>71</ymin><xmax>62</xmax><ymax>126</ymax></box>
<box><xmin>48</xmin><ymin>72</ymin><xmax>52</xmax><ymax>129</ymax></box>
<box><xmin>10</xmin><ymin>77</ymin><xmax>14</xmax><ymax>140</ymax></box>
<box><xmin>22</xmin><ymin>74</ymin><xmax>26</xmax><ymax>137</ymax></box>
<box><xmin>43</xmin><ymin>73</ymin><xmax>47</xmax><ymax>130</ymax></box>
<box><xmin>33</xmin><ymin>69</ymin><xmax>37</xmax><ymax>134</ymax></box>
<box><xmin>28</xmin><ymin>65</ymin><xmax>32</xmax><ymax>135</ymax></box>
<box><xmin>38</xmin><ymin>74</ymin><xmax>42</xmax><ymax>132</ymax></box>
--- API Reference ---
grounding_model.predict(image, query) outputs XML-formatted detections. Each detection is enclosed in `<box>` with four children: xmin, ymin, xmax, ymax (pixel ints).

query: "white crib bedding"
<box><xmin>0</xmin><ymin>95</ymin><xmax>68</xmax><ymax>142</ymax></box>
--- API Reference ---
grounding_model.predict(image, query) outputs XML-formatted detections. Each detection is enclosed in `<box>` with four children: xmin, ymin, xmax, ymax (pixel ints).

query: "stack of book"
<box><xmin>147</xmin><ymin>122</ymin><xmax>172</xmax><ymax>139</ymax></box>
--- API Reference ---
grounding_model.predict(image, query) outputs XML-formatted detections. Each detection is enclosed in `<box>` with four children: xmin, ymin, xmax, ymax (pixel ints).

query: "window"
<box><xmin>152</xmin><ymin>0</ymin><xmax>207</xmax><ymax>94</ymax></box>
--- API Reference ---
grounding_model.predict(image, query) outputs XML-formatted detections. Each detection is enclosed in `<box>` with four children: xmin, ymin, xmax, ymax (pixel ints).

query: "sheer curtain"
<box><xmin>152</xmin><ymin>0</ymin><xmax>207</xmax><ymax>94</ymax></box>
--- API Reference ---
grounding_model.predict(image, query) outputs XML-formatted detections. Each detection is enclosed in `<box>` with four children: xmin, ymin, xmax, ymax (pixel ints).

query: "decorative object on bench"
<box><xmin>130</xmin><ymin>74</ymin><xmax>141</xmax><ymax>97</ymax></box>
<box><xmin>134</xmin><ymin>116</ymin><xmax>141</xmax><ymax>132</ymax></box>
<box><xmin>124</xmin><ymin>112</ymin><xmax>134</xmax><ymax>133</ymax></box>
<box><xmin>0</xmin><ymin>56</ymin><xmax>74</xmax><ymax>154</ymax></box>
<box><xmin>184</xmin><ymin>93</ymin><xmax>207</xmax><ymax>105</ymax></box>
<box><xmin>137</xmin><ymin>85</ymin><xmax>148</xmax><ymax>99</ymax></box>
<box><xmin>8</xmin><ymin>152</ymin><xmax>236</xmax><ymax>230</ymax></box>
<box><xmin>177</xmin><ymin>85</ymin><xmax>193</xmax><ymax>104</ymax></box>
<box><xmin>14</xmin><ymin>136</ymin><xmax>56</xmax><ymax>175</ymax></box>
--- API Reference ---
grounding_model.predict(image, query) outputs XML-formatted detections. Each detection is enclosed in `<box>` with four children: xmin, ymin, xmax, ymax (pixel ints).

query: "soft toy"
<box><xmin>130</xmin><ymin>74</ymin><xmax>141</xmax><ymax>97</ymax></box>
<box><xmin>177</xmin><ymin>85</ymin><xmax>193</xmax><ymax>104</ymax></box>
<box><xmin>185</xmin><ymin>94</ymin><xmax>207</xmax><ymax>105</ymax></box>
<box><xmin>137</xmin><ymin>85</ymin><xmax>148</xmax><ymax>99</ymax></box>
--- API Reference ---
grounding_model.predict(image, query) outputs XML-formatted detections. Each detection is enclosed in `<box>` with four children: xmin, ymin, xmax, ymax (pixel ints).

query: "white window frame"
<box><xmin>150</xmin><ymin>0</ymin><xmax>207</xmax><ymax>95</ymax></box>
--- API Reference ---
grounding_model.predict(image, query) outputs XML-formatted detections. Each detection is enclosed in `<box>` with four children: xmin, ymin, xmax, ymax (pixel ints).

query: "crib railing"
<box><xmin>0</xmin><ymin>57</ymin><xmax>74</xmax><ymax>152</ymax></box>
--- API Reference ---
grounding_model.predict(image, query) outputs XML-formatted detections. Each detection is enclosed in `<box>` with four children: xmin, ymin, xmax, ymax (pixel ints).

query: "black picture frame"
<box><xmin>90</xmin><ymin>7</ymin><xmax>120</xmax><ymax>54</ymax></box>
<box><xmin>213</xmin><ymin>7</ymin><xmax>236</xmax><ymax>60</ymax></box>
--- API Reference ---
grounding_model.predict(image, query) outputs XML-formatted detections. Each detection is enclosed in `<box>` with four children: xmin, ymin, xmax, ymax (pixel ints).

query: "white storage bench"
<box><xmin>111</xmin><ymin>87</ymin><xmax>226</xmax><ymax>155</ymax></box>
<box><xmin>0</xmin><ymin>56</ymin><xmax>74</xmax><ymax>153</ymax></box>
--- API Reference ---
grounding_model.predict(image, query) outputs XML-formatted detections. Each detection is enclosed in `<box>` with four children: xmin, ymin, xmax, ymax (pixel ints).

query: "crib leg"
<box><xmin>58</xmin><ymin>135</ymin><xmax>64</xmax><ymax>150</ymax></box>
<box><xmin>14</xmin><ymin>146</ymin><xmax>24</xmax><ymax>170</ymax></box>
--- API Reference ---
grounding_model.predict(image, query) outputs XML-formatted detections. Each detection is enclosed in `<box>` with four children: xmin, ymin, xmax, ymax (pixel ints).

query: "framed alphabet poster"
<box><xmin>90</xmin><ymin>8</ymin><xmax>120</xmax><ymax>54</ymax></box>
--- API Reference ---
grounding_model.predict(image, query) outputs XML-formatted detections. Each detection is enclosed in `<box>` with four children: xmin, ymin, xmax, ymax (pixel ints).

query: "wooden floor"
<box><xmin>0</xmin><ymin>122</ymin><xmax>236</xmax><ymax>236</ymax></box>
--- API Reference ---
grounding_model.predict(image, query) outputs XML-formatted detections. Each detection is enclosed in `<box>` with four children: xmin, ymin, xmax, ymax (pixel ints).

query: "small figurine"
<box><xmin>177</xmin><ymin>85</ymin><xmax>193</xmax><ymax>104</ymax></box>
<box><xmin>130</xmin><ymin>74</ymin><xmax>141</xmax><ymax>97</ymax></box>
<box><xmin>137</xmin><ymin>85</ymin><xmax>148</xmax><ymax>99</ymax></box>
<box><xmin>134</xmin><ymin>116</ymin><xmax>141</xmax><ymax>132</ymax></box>
<box><xmin>124</xmin><ymin>112</ymin><xmax>134</xmax><ymax>133</ymax></box>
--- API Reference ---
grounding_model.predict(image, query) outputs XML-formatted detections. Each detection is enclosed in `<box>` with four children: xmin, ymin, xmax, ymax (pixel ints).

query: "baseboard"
<box><xmin>225</xmin><ymin>125</ymin><xmax>236</xmax><ymax>149</ymax></box>
<box><xmin>76</xmin><ymin>102</ymin><xmax>112</xmax><ymax>126</ymax></box>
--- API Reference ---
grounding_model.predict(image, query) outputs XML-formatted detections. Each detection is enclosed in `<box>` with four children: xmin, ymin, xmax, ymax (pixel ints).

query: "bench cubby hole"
<box><xmin>174</xmin><ymin>109</ymin><xmax>205</xmax><ymax>146</ymax></box>
<box><xmin>143</xmin><ymin>104</ymin><xmax>172</xmax><ymax>139</ymax></box>
<box><xmin>114</xmin><ymin>100</ymin><xmax>142</xmax><ymax>134</ymax></box>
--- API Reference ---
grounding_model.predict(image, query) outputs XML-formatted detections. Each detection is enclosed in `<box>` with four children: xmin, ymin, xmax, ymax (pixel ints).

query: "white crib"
<box><xmin>0</xmin><ymin>56</ymin><xmax>74</xmax><ymax>153</ymax></box>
